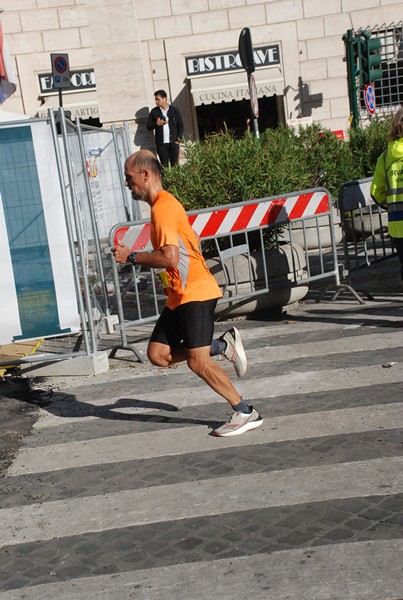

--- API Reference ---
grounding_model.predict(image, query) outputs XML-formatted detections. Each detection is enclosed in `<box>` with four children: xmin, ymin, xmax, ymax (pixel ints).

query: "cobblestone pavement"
<box><xmin>0</xmin><ymin>259</ymin><xmax>403</xmax><ymax>599</ymax></box>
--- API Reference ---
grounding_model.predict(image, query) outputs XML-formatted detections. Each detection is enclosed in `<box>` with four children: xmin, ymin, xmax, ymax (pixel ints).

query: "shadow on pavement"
<box><xmin>6</xmin><ymin>385</ymin><xmax>220</xmax><ymax>429</ymax></box>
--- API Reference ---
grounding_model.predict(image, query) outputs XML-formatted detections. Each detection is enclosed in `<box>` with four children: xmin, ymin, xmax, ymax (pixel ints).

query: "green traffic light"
<box><xmin>358</xmin><ymin>32</ymin><xmax>382</xmax><ymax>85</ymax></box>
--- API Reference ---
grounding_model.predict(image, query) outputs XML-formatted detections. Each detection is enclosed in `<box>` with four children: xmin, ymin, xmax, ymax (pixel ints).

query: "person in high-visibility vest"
<box><xmin>371</xmin><ymin>108</ymin><xmax>403</xmax><ymax>282</ymax></box>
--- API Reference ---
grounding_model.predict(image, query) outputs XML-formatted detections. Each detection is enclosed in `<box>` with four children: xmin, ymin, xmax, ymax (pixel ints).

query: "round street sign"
<box><xmin>364</xmin><ymin>84</ymin><xmax>376</xmax><ymax>116</ymax></box>
<box><xmin>53</xmin><ymin>55</ymin><xmax>68</xmax><ymax>74</ymax></box>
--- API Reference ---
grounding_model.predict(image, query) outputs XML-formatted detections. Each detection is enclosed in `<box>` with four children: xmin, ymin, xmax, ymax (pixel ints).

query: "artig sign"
<box><xmin>186</xmin><ymin>45</ymin><xmax>280</xmax><ymax>76</ymax></box>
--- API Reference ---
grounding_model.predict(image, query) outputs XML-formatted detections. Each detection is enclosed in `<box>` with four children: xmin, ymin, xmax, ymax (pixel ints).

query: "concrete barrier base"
<box><xmin>208</xmin><ymin>243</ymin><xmax>309</xmax><ymax>317</ymax></box>
<box><xmin>20</xmin><ymin>351</ymin><xmax>110</xmax><ymax>377</ymax></box>
<box><xmin>281</xmin><ymin>211</ymin><xmax>342</xmax><ymax>250</ymax></box>
<box><xmin>215</xmin><ymin>283</ymin><xmax>309</xmax><ymax>318</ymax></box>
<box><xmin>102</xmin><ymin>314</ymin><xmax>120</xmax><ymax>334</ymax></box>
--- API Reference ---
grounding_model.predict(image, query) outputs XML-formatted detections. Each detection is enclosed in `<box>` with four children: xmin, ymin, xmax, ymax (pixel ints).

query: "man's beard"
<box><xmin>132</xmin><ymin>189</ymin><xmax>147</xmax><ymax>202</ymax></box>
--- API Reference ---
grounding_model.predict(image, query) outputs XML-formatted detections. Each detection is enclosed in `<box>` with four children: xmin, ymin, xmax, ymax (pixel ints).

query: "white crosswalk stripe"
<box><xmin>1</xmin><ymin>315</ymin><xmax>403</xmax><ymax>599</ymax></box>
<box><xmin>7</xmin><ymin>402</ymin><xmax>403</xmax><ymax>474</ymax></box>
<box><xmin>1</xmin><ymin>457</ymin><xmax>402</xmax><ymax>548</ymax></box>
<box><xmin>31</xmin><ymin>363</ymin><xmax>403</xmax><ymax>427</ymax></box>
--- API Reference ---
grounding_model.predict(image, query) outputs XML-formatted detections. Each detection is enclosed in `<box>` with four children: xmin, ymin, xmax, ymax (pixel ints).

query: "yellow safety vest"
<box><xmin>370</xmin><ymin>138</ymin><xmax>403</xmax><ymax>239</ymax></box>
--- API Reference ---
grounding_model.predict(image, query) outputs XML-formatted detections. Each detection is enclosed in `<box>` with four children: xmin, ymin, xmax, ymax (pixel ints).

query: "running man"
<box><xmin>112</xmin><ymin>150</ymin><xmax>263</xmax><ymax>436</ymax></box>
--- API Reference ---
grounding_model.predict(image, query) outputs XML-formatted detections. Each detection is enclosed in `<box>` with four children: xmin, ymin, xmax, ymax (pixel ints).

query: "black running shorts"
<box><xmin>149</xmin><ymin>299</ymin><xmax>218</xmax><ymax>349</ymax></box>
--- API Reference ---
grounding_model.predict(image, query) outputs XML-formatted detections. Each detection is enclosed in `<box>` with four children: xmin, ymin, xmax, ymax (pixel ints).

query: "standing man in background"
<box><xmin>147</xmin><ymin>90</ymin><xmax>184</xmax><ymax>167</ymax></box>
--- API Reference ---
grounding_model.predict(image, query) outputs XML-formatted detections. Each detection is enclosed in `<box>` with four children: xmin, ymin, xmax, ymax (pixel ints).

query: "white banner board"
<box><xmin>0</xmin><ymin>121</ymin><xmax>80</xmax><ymax>344</ymax></box>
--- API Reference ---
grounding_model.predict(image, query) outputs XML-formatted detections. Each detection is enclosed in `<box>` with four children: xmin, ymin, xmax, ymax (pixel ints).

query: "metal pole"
<box><xmin>123</xmin><ymin>122</ymin><xmax>142</xmax><ymax>220</ymax></box>
<box><xmin>328</xmin><ymin>199</ymin><xmax>341</xmax><ymax>286</ymax></box>
<box><xmin>112</xmin><ymin>125</ymin><xmax>132</xmax><ymax>221</ymax></box>
<box><xmin>344</xmin><ymin>29</ymin><xmax>360</xmax><ymax>129</ymax></box>
<box><xmin>252</xmin><ymin>118</ymin><xmax>259</xmax><ymax>138</ymax></box>
<box><xmin>58</xmin><ymin>107</ymin><xmax>98</xmax><ymax>354</ymax></box>
<box><xmin>75</xmin><ymin>116</ymin><xmax>111</xmax><ymax>318</ymax></box>
<box><xmin>123</xmin><ymin>122</ymin><xmax>132</xmax><ymax>156</ymax></box>
<box><xmin>48</xmin><ymin>108</ymin><xmax>91</xmax><ymax>355</ymax></box>
<box><xmin>247</xmin><ymin>72</ymin><xmax>260</xmax><ymax>139</ymax></box>
<box><xmin>110</xmin><ymin>255</ymin><xmax>129</xmax><ymax>348</ymax></box>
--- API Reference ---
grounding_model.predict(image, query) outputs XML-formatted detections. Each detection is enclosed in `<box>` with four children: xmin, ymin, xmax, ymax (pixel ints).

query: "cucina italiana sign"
<box><xmin>38</xmin><ymin>69</ymin><xmax>96</xmax><ymax>94</ymax></box>
<box><xmin>195</xmin><ymin>82</ymin><xmax>282</xmax><ymax>104</ymax></box>
<box><xmin>186</xmin><ymin>45</ymin><xmax>280</xmax><ymax>77</ymax></box>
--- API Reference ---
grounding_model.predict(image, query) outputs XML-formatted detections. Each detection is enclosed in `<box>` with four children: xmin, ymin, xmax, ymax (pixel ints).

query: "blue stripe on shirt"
<box><xmin>388</xmin><ymin>210</ymin><xmax>403</xmax><ymax>222</ymax></box>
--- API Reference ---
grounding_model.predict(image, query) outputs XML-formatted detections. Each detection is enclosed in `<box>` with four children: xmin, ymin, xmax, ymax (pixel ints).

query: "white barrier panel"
<box><xmin>59</xmin><ymin>129</ymin><xmax>130</xmax><ymax>241</ymax></box>
<box><xmin>338</xmin><ymin>177</ymin><xmax>393</xmax><ymax>277</ymax></box>
<box><xmin>0</xmin><ymin>121</ymin><xmax>80</xmax><ymax>344</ymax></box>
<box><xmin>338</xmin><ymin>178</ymin><xmax>375</xmax><ymax>211</ymax></box>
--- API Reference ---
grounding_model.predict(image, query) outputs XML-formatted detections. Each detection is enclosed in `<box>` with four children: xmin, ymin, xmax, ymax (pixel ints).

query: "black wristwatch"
<box><xmin>127</xmin><ymin>252</ymin><xmax>137</xmax><ymax>264</ymax></box>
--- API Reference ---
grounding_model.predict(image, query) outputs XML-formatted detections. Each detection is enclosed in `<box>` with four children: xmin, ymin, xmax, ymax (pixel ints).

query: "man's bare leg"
<box><xmin>185</xmin><ymin>346</ymin><xmax>241</xmax><ymax>407</ymax></box>
<box><xmin>148</xmin><ymin>342</ymin><xmax>240</xmax><ymax>407</ymax></box>
<box><xmin>186</xmin><ymin>347</ymin><xmax>263</xmax><ymax>437</ymax></box>
<box><xmin>147</xmin><ymin>341</ymin><xmax>186</xmax><ymax>368</ymax></box>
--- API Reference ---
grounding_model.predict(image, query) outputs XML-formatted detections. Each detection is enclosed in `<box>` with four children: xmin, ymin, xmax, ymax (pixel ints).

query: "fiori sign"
<box><xmin>38</xmin><ymin>69</ymin><xmax>96</xmax><ymax>95</ymax></box>
<box><xmin>186</xmin><ymin>45</ymin><xmax>280</xmax><ymax>77</ymax></box>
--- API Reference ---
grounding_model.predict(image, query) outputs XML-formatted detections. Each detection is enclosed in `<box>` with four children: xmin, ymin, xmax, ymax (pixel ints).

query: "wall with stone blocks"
<box><xmin>0</xmin><ymin>1</ymin><xmax>399</xmax><ymax>140</ymax></box>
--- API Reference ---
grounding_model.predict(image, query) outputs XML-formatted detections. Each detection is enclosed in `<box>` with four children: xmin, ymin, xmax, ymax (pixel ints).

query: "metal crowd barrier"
<box><xmin>108</xmin><ymin>187</ymin><xmax>341</xmax><ymax>361</ymax></box>
<box><xmin>338</xmin><ymin>177</ymin><xmax>395</xmax><ymax>300</ymax></box>
<box><xmin>0</xmin><ymin>107</ymin><xmax>135</xmax><ymax>373</ymax></box>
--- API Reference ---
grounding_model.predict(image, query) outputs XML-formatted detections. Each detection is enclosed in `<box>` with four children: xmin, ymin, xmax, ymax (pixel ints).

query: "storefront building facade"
<box><xmin>1</xmin><ymin>0</ymin><xmax>401</xmax><ymax>145</ymax></box>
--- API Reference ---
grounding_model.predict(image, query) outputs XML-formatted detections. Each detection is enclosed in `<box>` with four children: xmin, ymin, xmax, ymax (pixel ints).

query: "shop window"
<box><xmin>196</xmin><ymin>96</ymin><xmax>279</xmax><ymax>140</ymax></box>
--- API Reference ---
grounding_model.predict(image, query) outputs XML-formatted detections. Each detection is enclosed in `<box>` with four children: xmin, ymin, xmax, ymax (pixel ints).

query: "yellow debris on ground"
<box><xmin>0</xmin><ymin>340</ymin><xmax>43</xmax><ymax>377</ymax></box>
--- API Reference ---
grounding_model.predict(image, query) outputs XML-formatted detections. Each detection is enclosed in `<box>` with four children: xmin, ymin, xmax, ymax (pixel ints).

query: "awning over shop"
<box><xmin>36</xmin><ymin>91</ymin><xmax>99</xmax><ymax>120</ymax></box>
<box><xmin>190</xmin><ymin>68</ymin><xmax>284</xmax><ymax>106</ymax></box>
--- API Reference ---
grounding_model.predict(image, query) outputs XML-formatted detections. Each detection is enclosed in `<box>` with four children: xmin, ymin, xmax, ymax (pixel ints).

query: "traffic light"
<box><xmin>359</xmin><ymin>31</ymin><xmax>382</xmax><ymax>85</ymax></box>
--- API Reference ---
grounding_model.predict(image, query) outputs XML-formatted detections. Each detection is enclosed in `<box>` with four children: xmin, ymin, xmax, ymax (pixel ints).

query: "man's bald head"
<box><xmin>125</xmin><ymin>150</ymin><xmax>161</xmax><ymax>179</ymax></box>
<box><xmin>124</xmin><ymin>150</ymin><xmax>163</xmax><ymax>204</ymax></box>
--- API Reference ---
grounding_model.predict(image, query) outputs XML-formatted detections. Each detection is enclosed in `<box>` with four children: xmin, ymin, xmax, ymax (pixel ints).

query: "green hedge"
<box><xmin>349</xmin><ymin>116</ymin><xmax>391</xmax><ymax>177</ymax></box>
<box><xmin>162</xmin><ymin>118</ymin><xmax>392</xmax><ymax>210</ymax></box>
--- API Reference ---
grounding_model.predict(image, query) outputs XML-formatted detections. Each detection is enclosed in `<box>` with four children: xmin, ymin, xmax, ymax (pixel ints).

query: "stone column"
<box><xmin>85</xmin><ymin>0</ymin><xmax>154</xmax><ymax>152</ymax></box>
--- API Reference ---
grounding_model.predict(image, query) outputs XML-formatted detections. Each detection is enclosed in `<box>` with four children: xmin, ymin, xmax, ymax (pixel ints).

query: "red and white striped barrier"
<box><xmin>113</xmin><ymin>190</ymin><xmax>330</xmax><ymax>252</ymax></box>
<box><xmin>109</xmin><ymin>187</ymin><xmax>342</xmax><ymax>356</ymax></box>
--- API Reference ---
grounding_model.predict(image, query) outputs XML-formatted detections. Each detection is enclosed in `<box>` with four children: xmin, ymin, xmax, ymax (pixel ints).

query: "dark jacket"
<box><xmin>147</xmin><ymin>105</ymin><xmax>184</xmax><ymax>145</ymax></box>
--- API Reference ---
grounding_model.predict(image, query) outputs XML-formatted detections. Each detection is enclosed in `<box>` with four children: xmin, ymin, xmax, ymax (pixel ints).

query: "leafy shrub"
<box><xmin>349</xmin><ymin>116</ymin><xmax>391</xmax><ymax>177</ymax></box>
<box><xmin>295</xmin><ymin>124</ymin><xmax>361</xmax><ymax>195</ymax></box>
<box><xmin>162</xmin><ymin>119</ymin><xmax>391</xmax><ymax>210</ymax></box>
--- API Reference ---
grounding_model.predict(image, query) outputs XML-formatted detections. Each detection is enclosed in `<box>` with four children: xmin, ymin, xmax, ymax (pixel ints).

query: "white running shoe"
<box><xmin>220</xmin><ymin>326</ymin><xmax>247</xmax><ymax>377</ymax></box>
<box><xmin>214</xmin><ymin>407</ymin><xmax>263</xmax><ymax>437</ymax></box>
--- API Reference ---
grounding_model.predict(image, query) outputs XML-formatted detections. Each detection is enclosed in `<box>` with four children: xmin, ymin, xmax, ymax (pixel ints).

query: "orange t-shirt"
<box><xmin>150</xmin><ymin>190</ymin><xmax>222</xmax><ymax>309</ymax></box>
